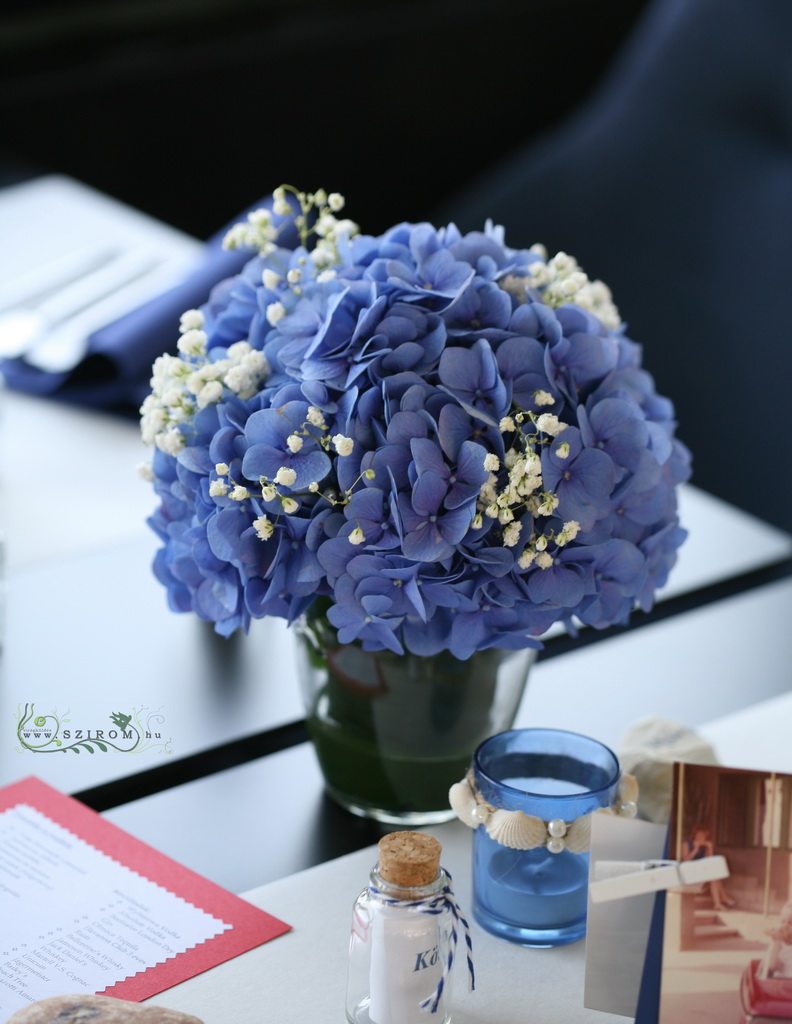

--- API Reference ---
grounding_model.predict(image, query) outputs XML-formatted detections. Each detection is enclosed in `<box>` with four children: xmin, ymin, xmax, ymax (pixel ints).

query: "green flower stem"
<box><xmin>296</xmin><ymin>607</ymin><xmax>533</xmax><ymax>818</ymax></box>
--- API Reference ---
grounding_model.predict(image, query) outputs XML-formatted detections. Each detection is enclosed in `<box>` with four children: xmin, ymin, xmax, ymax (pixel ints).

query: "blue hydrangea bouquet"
<box><xmin>139</xmin><ymin>187</ymin><xmax>691</xmax><ymax>819</ymax></box>
<box><xmin>140</xmin><ymin>186</ymin><xmax>690</xmax><ymax>658</ymax></box>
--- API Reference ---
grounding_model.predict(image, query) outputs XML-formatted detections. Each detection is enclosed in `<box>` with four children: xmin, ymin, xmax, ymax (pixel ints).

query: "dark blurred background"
<box><xmin>1</xmin><ymin>0</ymin><xmax>791</xmax><ymax>533</ymax></box>
<box><xmin>0</xmin><ymin>0</ymin><xmax>650</xmax><ymax>236</ymax></box>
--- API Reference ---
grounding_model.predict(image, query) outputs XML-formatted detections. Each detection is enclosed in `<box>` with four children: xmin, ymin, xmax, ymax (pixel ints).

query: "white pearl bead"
<box><xmin>547</xmin><ymin>818</ymin><xmax>567</xmax><ymax>838</ymax></box>
<box><xmin>471</xmin><ymin>805</ymin><xmax>489</xmax><ymax>823</ymax></box>
<box><xmin>547</xmin><ymin>837</ymin><xmax>566</xmax><ymax>854</ymax></box>
<box><xmin>620</xmin><ymin>801</ymin><xmax>638</xmax><ymax>819</ymax></box>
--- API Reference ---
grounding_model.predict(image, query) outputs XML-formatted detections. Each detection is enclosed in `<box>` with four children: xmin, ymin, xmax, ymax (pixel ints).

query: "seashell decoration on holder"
<box><xmin>449</xmin><ymin>770</ymin><xmax>638</xmax><ymax>855</ymax></box>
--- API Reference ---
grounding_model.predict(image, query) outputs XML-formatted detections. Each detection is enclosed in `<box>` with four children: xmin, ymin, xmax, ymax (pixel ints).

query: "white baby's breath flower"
<box><xmin>479</xmin><ymin>482</ymin><xmax>496</xmax><ymax>506</ymax></box>
<box><xmin>564</xmin><ymin>520</ymin><xmax>581</xmax><ymax>541</ymax></box>
<box><xmin>202</xmin><ymin>360</ymin><xmax>228</xmax><ymax>382</ymax></box>
<box><xmin>560</xmin><ymin>271</ymin><xmax>588</xmax><ymax>297</ymax></box>
<box><xmin>162</xmin><ymin>386</ymin><xmax>183</xmax><ymax>408</ymax></box>
<box><xmin>275</xmin><ymin>466</ymin><xmax>297</xmax><ymax>487</ymax></box>
<box><xmin>528</xmin><ymin>262</ymin><xmax>552</xmax><ymax>287</ymax></box>
<box><xmin>151</xmin><ymin>353</ymin><xmax>186</xmax><ymax>385</ymax></box>
<box><xmin>222</xmin><ymin>224</ymin><xmax>250</xmax><ymax>250</ymax></box>
<box><xmin>536</xmin><ymin>414</ymin><xmax>567</xmax><ymax>436</ymax></box>
<box><xmin>179</xmin><ymin>309</ymin><xmax>204</xmax><ymax>332</ymax></box>
<box><xmin>503</xmin><ymin>448</ymin><xmax>519</xmax><ymax>469</ymax></box>
<box><xmin>498</xmin><ymin>274</ymin><xmax>528</xmax><ymax>302</ymax></box>
<box><xmin>556</xmin><ymin>441</ymin><xmax>571</xmax><ymax>459</ymax></box>
<box><xmin>534</xmin><ymin>390</ymin><xmax>554</xmax><ymax>407</ymax></box>
<box><xmin>483</xmin><ymin>453</ymin><xmax>500</xmax><ymax>472</ymax></box>
<box><xmin>286</xmin><ymin>268</ymin><xmax>302</xmax><ymax>285</ymax></box>
<box><xmin>317</xmin><ymin>268</ymin><xmax>337</xmax><ymax>283</ymax></box>
<box><xmin>197</xmin><ymin>380</ymin><xmax>223</xmax><ymax>408</ymax></box>
<box><xmin>230</xmin><ymin>485</ymin><xmax>249</xmax><ymax>501</ymax></box>
<box><xmin>215</xmin><ymin>462</ymin><xmax>229</xmax><ymax>476</ymax></box>
<box><xmin>166</xmin><ymin>406</ymin><xmax>187</xmax><ymax>424</ymax></box>
<box><xmin>499</xmin><ymin>416</ymin><xmax>516</xmax><ymax>433</ymax></box>
<box><xmin>226</xmin><ymin>341</ymin><xmax>251</xmax><ymax>362</ymax></box>
<box><xmin>525</xmin><ymin>452</ymin><xmax>542</xmax><ymax>474</ymax></box>
<box><xmin>223</xmin><ymin>365</ymin><xmax>252</xmax><ymax>394</ymax></box>
<box><xmin>549</xmin><ymin>251</ymin><xmax>577</xmax><ymax>276</ymax></box>
<box><xmin>286</xmin><ymin>434</ymin><xmax>304</xmax><ymax>453</ymax></box>
<box><xmin>535</xmin><ymin>551</ymin><xmax>554</xmax><ymax>569</ymax></box>
<box><xmin>498</xmin><ymin>508</ymin><xmax>514</xmax><ymax>525</ymax></box>
<box><xmin>306</xmin><ymin>406</ymin><xmax>325</xmax><ymax>427</ymax></box>
<box><xmin>502</xmin><ymin>522</ymin><xmax>522</xmax><ymax>548</ymax></box>
<box><xmin>156</xmin><ymin>427</ymin><xmax>185</xmax><ymax>456</ymax></box>
<box><xmin>186</xmin><ymin>370</ymin><xmax>205</xmax><ymax>395</ymax></box>
<box><xmin>535</xmin><ymin>535</ymin><xmax>548</xmax><ymax>551</ymax></box>
<box><xmin>537</xmin><ymin>494</ymin><xmax>559</xmax><ymax>516</ymax></box>
<box><xmin>140</xmin><ymin>405</ymin><xmax>166</xmax><ymax>445</ymax></box>
<box><xmin>518</xmin><ymin>549</ymin><xmax>536</xmax><ymax>569</ymax></box>
<box><xmin>333</xmin><ymin>218</ymin><xmax>358</xmax><ymax>237</ymax></box>
<box><xmin>308</xmin><ymin>481</ymin><xmax>319</xmax><ymax>492</ymax></box>
<box><xmin>261</xmin><ymin>483</ymin><xmax>278</xmax><ymax>502</ymax></box>
<box><xmin>242</xmin><ymin>350</ymin><xmax>268</xmax><ymax>373</ymax></box>
<box><xmin>177</xmin><ymin>329</ymin><xmax>207</xmax><ymax>357</ymax></box>
<box><xmin>253</xmin><ymin>515</ymin><xmax>274</xmax><ymax>541</ymax></box>
<box><xmin>281</xmin><ymin>497</ymin><xmax>299</xmax><ymax>514</ymax></box>
<box><xmin>266</xmin><ymin>301</ymin><xmax>287</xmax><ymax>326</ymax></box>
<box><xmin>310</xmin><ymin>242</ymin><xmax>334</xmax><ymax>268</ymax></box>
<box><xmin>136</xmin><ymin>460</ymin><xmax>154</xmax><ymax>482</ymax></box>
<box><xmin>249</xmin><ymin>207</ymin><xmax>273</xmax><ymax>227</ymax></box>
<box><xmin>332</xmin><ymin>434</ymin><xmax>354</xmax><ymax>456</ymax></box>
<box><xmin>348</xmin><ymin>527</ymin><xmax>366</xmax><ymax>545</ymax></box>
<box><xmin>327</xmin><ymin>192</ymin><xmax>345</xmax><ymax>212</ymax></box>
<box><xmin>314</xmin><ymin>213</ymin><xmax>336</xmax><ymax>238</ymax></box>
<box><xmin>262</xmin><ymin>269</ymin><xmax>281</xmax><ymax>290</ymax></box>
<box><xmin>209</xmin><ymin>479</ymin><xmax>229</xmax><ymax>498</ymax></box>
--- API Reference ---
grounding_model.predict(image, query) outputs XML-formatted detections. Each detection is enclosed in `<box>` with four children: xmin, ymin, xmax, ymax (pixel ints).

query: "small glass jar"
<box><xmin>347</xmin><ymin>833</ymin><xmax>455</xmax><ymax>1024</ymax></box>
<box><xmin>471</xmin><ymin>728</ymin><xmax>622</xmax><ymax>947</ymax></box>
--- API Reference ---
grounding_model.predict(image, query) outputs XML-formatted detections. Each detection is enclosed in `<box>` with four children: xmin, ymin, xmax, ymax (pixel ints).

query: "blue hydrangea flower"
<box><xmin>141</xmin><ymin>197</ymin><xmax>691</xmax><ymax>658</ymax></box>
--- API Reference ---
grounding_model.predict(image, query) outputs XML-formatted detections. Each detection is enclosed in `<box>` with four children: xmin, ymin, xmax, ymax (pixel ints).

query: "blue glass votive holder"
<box><xmin>471</xmin><ymin>728</ymin><xmax>621</xmax><ymax>947</ymax></box>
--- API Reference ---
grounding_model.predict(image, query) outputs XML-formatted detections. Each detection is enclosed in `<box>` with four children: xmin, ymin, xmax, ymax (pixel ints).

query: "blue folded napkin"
<box><xmin>0</xmin><ymin>199</ymin><xmax>295</xmax><ymax>412</ymax></box>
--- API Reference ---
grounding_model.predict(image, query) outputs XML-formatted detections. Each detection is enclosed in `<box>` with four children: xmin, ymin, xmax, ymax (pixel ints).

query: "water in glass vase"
<box><xmin>306</xmin><ymin>704</ymin><xmax>472</xmax><ymax>825</ymax></box>
<box><xmin>297</xmin><ymin>622</ymin><xmax>535</xmax><ymax>824</ymax></box>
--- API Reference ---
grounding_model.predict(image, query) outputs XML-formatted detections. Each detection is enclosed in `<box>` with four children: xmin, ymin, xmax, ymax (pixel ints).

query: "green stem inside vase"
<box><xmin>297</xmin><ymin>607</ymin><xmax>533</xmax><ymax>820</ymax></box>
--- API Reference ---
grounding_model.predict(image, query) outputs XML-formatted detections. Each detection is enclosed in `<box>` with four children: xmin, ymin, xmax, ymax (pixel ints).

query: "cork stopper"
<box><xmin>378</xmin><ymin>832</ymin><xmax>442</xmax><ymax>887</ymax></box>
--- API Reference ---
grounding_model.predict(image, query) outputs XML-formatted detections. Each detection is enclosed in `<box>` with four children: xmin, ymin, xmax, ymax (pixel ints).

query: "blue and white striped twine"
<box><xmin>371</xmin><ymin>870</ymin><xmax>475</xmax><ymax>1015</ymax></box>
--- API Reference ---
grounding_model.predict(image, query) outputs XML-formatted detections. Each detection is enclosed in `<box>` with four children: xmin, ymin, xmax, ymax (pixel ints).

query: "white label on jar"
<box><xmin>368</xmin><ymin>904</ymin><xmax>442</xmax><ymax>1024</ymax></box>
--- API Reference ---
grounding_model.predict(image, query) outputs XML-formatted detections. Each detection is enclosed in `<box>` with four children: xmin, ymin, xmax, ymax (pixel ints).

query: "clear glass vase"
<box><xmin>295</xmin><ymin>609</ymin><xmax>537</xmax><ymax>825</ymax></box>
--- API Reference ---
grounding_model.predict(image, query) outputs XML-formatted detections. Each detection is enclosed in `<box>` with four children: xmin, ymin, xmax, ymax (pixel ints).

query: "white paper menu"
<box><xmin>0</xmin><ymin>805</ymin><xmax>229</xmax><ymax>1014</ymax></box>
<box><xmin>0</xmin><ymin>777</ymin><xmax>291</xmax><ymax>1016</ymax></box>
